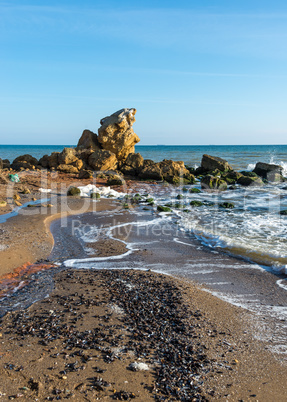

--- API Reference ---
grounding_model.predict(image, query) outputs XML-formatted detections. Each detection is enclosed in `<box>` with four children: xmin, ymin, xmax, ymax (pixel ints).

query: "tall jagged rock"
<box><xmin>98</xmin><ymin>108</ymin><xmax>140</xmax><ymax>161</ymax></box>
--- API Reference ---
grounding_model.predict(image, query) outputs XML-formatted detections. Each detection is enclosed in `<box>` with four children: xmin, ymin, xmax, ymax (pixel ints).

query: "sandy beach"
<box><xmin>0</xmin><ymin>171</ymin><xmax>287</xmax><ymax>401</ymax></box>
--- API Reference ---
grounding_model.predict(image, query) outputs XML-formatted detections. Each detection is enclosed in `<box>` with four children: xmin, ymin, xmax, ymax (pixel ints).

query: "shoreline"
<box><xmin>0</xmin><ymin>173</ymin><xmax>287</xmax><ymax>399</ymax></box>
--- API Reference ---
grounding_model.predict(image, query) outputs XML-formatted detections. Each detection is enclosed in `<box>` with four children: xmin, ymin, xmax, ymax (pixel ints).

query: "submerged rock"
<box><xmin>157</xmin><ymin>205</ymin><xmax>172</xmax><ymax>212</ymax></box>
<box><xmin>190</xmin><ymin>200</ymin><xmax>204</xmax><ymax>207</ymax></box>
<box><xmin>219</xmin><ymin>202</ymin><xmax>235</xmax><ymax>209</ymax></box>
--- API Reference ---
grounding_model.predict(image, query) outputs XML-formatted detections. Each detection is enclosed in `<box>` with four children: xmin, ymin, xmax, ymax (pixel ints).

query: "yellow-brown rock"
<box><xmin>58</xmin><ymin>148</ymin><xmax>78</xmax><ymax>165</ymax></box>
<box><xmin>88</xmin><ymin>149</ymin><xmax>117</xmax><ymax>171</ymax></box>
<box><xmin>98</xmin><ymin>108</ymin><xmax>140</xmax><ymax>161</ymax></box>
<box><xmin>57</xmin><ymin>164</ymin><xmax>79</xmax><ymax>174</ymax></box>
<box><xmin>76</xmin><ymin>129</ymin><xmax>101</xmax><ymax>151</ymax></box>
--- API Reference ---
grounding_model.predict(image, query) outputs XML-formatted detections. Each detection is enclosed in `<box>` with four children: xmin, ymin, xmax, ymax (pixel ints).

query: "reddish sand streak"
<box><xmin>0</xmin><ymin>262</ymin><xmax>55</xmax><ymax>298</ymax></box>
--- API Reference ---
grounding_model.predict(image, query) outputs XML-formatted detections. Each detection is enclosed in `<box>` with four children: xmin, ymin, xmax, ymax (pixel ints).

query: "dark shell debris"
<box><xmin>0</xmin><ymin>269</ymin><xmax>234</xmax><ymax>400</ymax></box>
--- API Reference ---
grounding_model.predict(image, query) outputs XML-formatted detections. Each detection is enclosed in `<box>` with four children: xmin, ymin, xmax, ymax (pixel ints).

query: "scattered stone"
<box><xmin>280</xmin><ymin>210</ymin><xmax>287</xmax><ymax>215</ymax></box>
<box><xmin>190</xmin><ymin>188</ymin><xmax>201</xmax><ymax>193</ymax></box>
<box><xmin>157</xmin><ymin>205</ymin><xmax>172</xmax><ymax>212</ymax></box>
<box><xmin>0</xmin><ymin>200</ymin><xmax>7</xmax><ymax>207</ymax></box>
<box><xmin>220</xmin><ymin>202</ymin><xmax>235</xmax><ymax>209</ymax></box>
<box><xmin>91</xmin><ymin>192</ymin><xmax>101</xmax><ymax>199</ymax></box>
<box><xmin>67</xmin><ymin>187</ymin><xmax>81</xmax><ymax>196</ymax></box>
<box><xmin>21</xmin><ymin>188</ymin><xmax>30</xmax><ymax>194</ymax></box>
<box><xmin>78</xmin><ymin>169</ymin><xmax>93</xmax><ymax>179</ymax></box>
<box><xmin>190</xmin><ymin>200</ymin><xmax>204</xmax><ymax>207</ymax></box>
<box><xmin>107</xmin><ymin>175</ymin><xmax>124</xmax><ymax>186</ymax></box>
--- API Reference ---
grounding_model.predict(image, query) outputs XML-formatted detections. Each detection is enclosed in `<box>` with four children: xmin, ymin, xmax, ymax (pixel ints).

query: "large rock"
<box><xmin>253</xmin><ymin>162</ymin><xmax>283</xmax><ymax>181</ymax></box>
<box><xmin>0</xmin><ymin>158</ymin><xmax>3</xmax><ymax>170</ymax></box>
<box><xmin>76</xmin><ymin>129</ymin><xmax>102</xmax><ymax>151</ymax></box>
<box><xmin>138</xmin><ymin>160</ymin><xmax>163</xmax><ymax>181</ymax></box>
<box><xmin>98</xmin><ymin>108</ymin><xmax>140</xmax><ymax>161</ymax></box>
<box><xmin>88</xmin><ymin>149</ymin><xmax>118</xmax><ymax>171</ymax></box>
<box><xmin>120</xmin><ymin>153</ymin><xmax>144</xmax><ymax>176</ymax></box>
<box><xmin>47</xmin><ymin>152</ymin><xmax>60</xmax><ymax>169</ymax></box>
<box><xmin>39</xmin><ymin>155</ymin><xmax>49</xmax><ymax>168</ymax></box>
<box><xmin>137</xmin><ymin>159</ymin><xmax>193</xmax><ymax>183</ymax></box>
<box><xmin>11</xmin><ymin>154</ymin><xmax>38</xmax><ymax>170</ymax></box>
<box><xmin>58</xmin><ymin>148</ymin><xmax>78</xmax><ymax>165</ymax></box>
<box><xmin>201</xmin><ymin>154</ymin><xmax>232</xmax><ymax>172</ymax></box>
<box><xmin>2</xmin><ymin>159</ymin><xmax>10</xmax><ymax>169</ymax></box>
<box><xmin>57</xmin><ymin>164</ymin><xmax>79</xmax><ymax>174</ymax></box>
<box><xmin>159</xmin><ymin>159</ymin><xmax>192</xmax><ymax>182</ymax></box>
<box><xmin>237</xmin><ymin>175</ymin><xmax>264</xmax><ymax>187</ymax></box>
<box><xmin>201</xmin><ymin>175</ymin><xmax>228</xmax><ymax>191</ymax></box>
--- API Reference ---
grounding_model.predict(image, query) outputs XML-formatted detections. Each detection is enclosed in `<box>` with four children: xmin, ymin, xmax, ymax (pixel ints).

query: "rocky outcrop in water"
<box><xmin>253</xmin><ymin>162</ymin><xmax>283</xmax><ymax>182</ymax></box>
<box><xmin>201</xmin><ymin>154</ymin><xmax>232</xmax><ymax>173</ymax></box>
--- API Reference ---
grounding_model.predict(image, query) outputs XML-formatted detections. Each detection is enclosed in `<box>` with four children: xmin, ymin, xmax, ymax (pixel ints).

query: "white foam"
<box><xmin>64</xmin><ymin>249</ymin><xmax>135</xmax><ymax>268</ymax></box>
<box><xmin>39</xmin><ymin>188</ymin><xmax>52</xmax><ymax>193</ymax></box>
<box><xmin>277</xmin><ymin>279</ymin><xmax>287</xmax><ymax>291</ymax></box>
<box><xmin>77</xmin><ymin>184</ymin><xmax>125</xmax><ymax>199</ymax></box>
<box><xmin>129</xmin><ymin>362</ymin><xmax>150</xmax><ymax>371</ymax></box>
<box><xmin>173</xmin><ymin>238</ymin><xmax>196</xmax><ymax>247</ymax></box>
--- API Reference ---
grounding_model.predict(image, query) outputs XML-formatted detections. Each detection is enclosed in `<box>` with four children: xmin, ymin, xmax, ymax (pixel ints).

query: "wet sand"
<box><xmin>0</xmin><ymin>174</ymin><xmax>287</xmax><ymax>400</ymax></box>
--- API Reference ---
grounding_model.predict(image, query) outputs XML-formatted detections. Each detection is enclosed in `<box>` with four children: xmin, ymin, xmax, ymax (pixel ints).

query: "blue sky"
<box><xmin>1</xmin><ymin>0</ymin><xmax>287</xmax><ymax>145</ymax></box>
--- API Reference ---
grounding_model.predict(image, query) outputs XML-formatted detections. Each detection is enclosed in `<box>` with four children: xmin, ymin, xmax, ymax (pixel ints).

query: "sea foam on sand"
<box><xmin>77</xmin><ymin>184</ymin><xmax>125</xmax><ymax>198</ymax></box>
